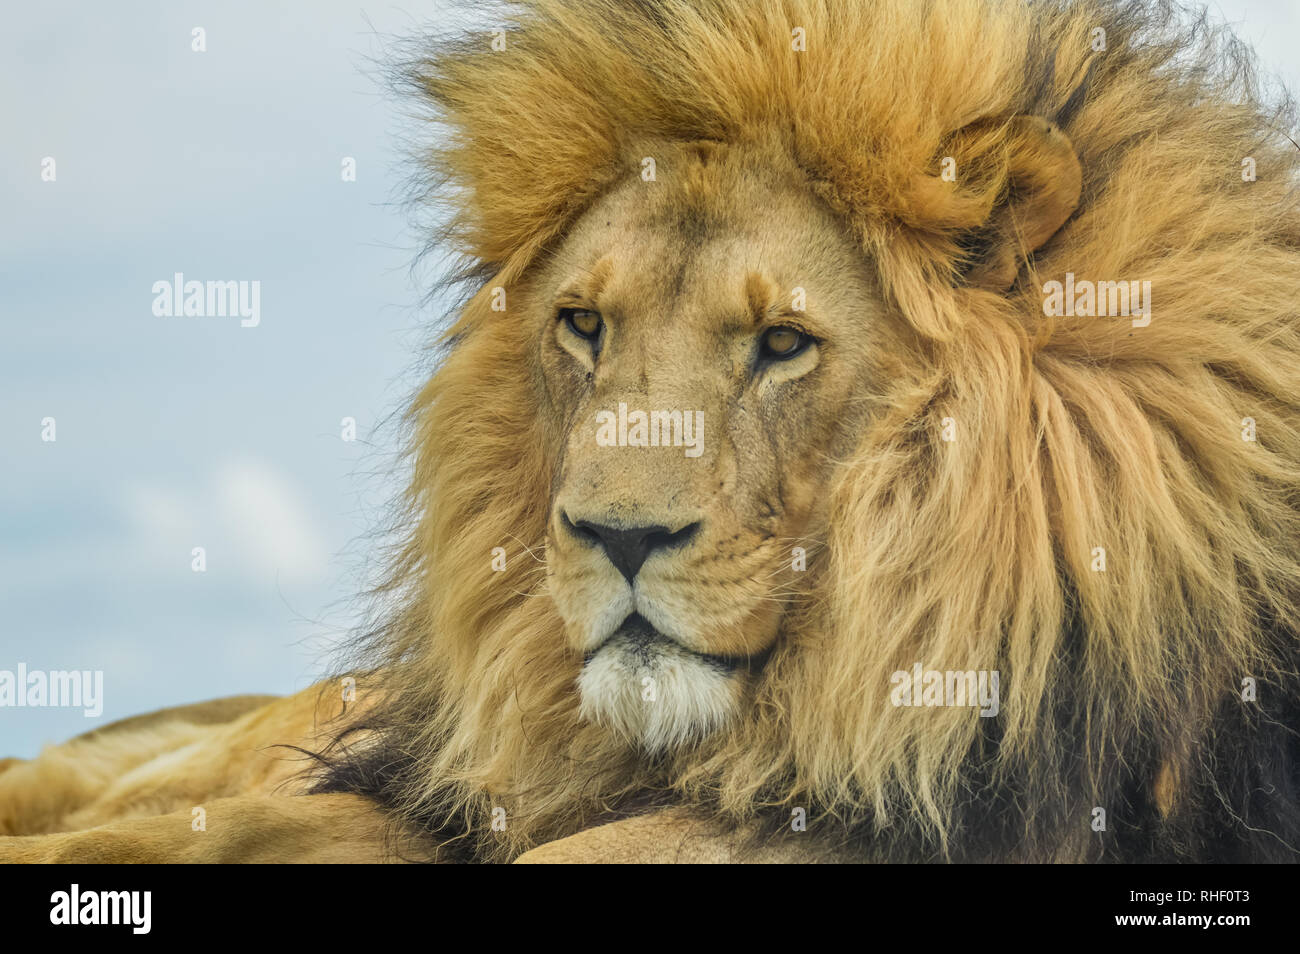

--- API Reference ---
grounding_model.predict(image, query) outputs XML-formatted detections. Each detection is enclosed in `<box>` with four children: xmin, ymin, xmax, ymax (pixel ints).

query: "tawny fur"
<box><xmin>343</xmin><ymin>0</ymin><xmax>1300</xmax><ymax>861</ymax></box>
<box><xmin>0</xmin><ymin>690</ymin><xmax>368</xmax><ymax>836</ymax></box>
<box><xmin>3</xmin><ymin>0</ymin><xmax>1299</xmax><ymax>863</ymax></box>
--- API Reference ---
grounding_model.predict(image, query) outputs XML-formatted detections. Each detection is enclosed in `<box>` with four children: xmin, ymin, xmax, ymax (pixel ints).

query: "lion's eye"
<box><xmin>561</xmin><ymin>308</ymin><xmax>603</xmax><ymax>341</ymax></box>
<box><xmin>759</xmin><ymin>325</ymin><xmax>812</xmax><ymax>360</ymax></box>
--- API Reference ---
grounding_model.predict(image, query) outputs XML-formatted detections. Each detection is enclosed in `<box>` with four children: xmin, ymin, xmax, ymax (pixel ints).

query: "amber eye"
<box><xmin>561</xmin><ymin>308</ymin><xmax>603</xmax><ymax>340</ymax></box>
<box><xmin>759</xmin><ymin>325</ymin><xmax>812</xmax><ymax>360</ymax></box>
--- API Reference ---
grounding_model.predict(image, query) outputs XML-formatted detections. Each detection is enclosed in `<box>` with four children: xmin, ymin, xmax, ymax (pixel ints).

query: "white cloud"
<box><xmin>213</xmin><ymin>458</ymin><xmax>330</xmax><ymax>584</ymax></box>
<box><xmin>120</xmin><ymin>457</ymin><xmax>330</xmax><ymax>586</ymax></box>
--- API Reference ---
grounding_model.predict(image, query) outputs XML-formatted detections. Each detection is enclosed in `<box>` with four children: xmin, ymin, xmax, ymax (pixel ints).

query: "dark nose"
<box><xmin>563</xmin><ymin>514</ymin><xmax>700</xmax><ymax>582</ymax></box>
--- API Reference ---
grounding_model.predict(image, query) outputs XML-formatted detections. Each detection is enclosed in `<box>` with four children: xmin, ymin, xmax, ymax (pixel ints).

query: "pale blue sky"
<box><xmin>2</xmin><ymin>1</ymin><xmax>1297</xmax><ymax>757</ymax></box>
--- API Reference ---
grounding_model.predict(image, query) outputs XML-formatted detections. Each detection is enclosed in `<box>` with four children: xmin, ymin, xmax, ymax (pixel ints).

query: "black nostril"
<box><xmin>564</xmin><ymin>514</ymin><xmax>700</xmax><ymax>582</ymax></box>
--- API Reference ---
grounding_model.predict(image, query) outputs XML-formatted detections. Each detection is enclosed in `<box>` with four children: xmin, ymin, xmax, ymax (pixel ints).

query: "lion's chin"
<box><xmin>577</xmin><ymin>619</ymin><xmax>741</xmax><ymax>753</ymax></box>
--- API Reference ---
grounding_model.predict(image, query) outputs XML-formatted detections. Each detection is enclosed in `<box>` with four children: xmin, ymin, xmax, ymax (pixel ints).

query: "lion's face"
<box><xmin>530</xmin><ymin>143</ymin><xmax>889</xmax><ymax>751</ymax></box>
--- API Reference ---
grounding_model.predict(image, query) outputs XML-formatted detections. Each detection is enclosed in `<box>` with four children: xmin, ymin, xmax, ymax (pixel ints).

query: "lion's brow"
<box><xmin>744</xmin><ymin>270</ymin><xmax>776</xmax><ymax>325</ymax></box>
<box><xmin>562</xmin><ymin>256</ymin><xmax>615</xmax><ymax>304</ymax></box>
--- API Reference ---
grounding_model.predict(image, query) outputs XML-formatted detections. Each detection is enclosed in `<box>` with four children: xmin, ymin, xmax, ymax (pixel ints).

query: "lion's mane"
<box><xmin>324</xmin><ymin>0</ymin><xmax>1300</xmax><ymax>861</ymax></box>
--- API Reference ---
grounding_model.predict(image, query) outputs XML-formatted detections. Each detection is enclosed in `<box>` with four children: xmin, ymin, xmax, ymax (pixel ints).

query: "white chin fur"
<box><xmin>577</xmin><ymin>635</ymin><xmax>738</xmax><ymax>752</ymax></box>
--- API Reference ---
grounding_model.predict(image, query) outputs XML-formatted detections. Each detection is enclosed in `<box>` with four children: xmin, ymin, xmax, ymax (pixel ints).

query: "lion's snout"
<box><xmin>560</xmin><ymin>512</ymin><xmax>701</xmax><ymax>583</ymax></box>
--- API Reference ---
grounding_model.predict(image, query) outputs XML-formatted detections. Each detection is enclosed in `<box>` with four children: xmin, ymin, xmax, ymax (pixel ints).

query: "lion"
<box><xmin>3</xmin><ymin>0</ymin><xmax>1299</xmax><ymax>863</ymax></box>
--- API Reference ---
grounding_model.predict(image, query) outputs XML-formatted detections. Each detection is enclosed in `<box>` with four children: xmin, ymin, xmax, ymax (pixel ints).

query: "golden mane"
<box><xmin>348</xmin><ymin>0</ymin><xmax>1300</xmax><ymax>860</ymax></box>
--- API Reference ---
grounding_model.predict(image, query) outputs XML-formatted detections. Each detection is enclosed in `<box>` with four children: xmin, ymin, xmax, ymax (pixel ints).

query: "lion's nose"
<box><xmin>562</xmin><ymin>514</ymin><xmax>700</xmax><ymax>582</ymax></box>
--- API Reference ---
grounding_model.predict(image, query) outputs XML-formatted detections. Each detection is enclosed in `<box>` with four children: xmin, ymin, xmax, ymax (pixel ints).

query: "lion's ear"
<box><xmin>909</xmin><ymin>115</ymin><xmax>1083</xmax><ymax>291</ymax></box>
<box><xmin>961</xmin><ymin>116</ymin><xmax>1082</xmax><ymax>289</ymax></box>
